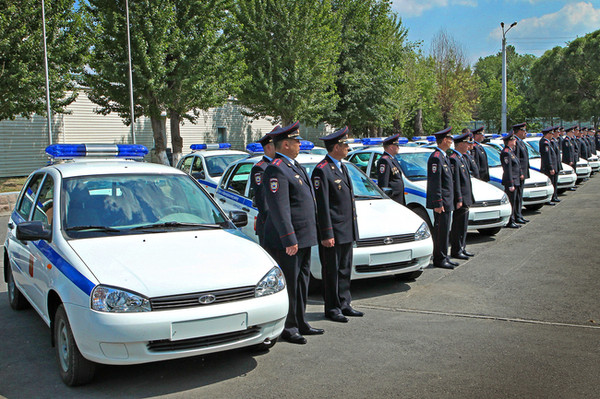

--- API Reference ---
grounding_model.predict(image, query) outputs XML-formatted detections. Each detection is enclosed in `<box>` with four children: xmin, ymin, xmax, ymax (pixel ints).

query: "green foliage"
<box><xmin>233</xmin><ymin>0</ymin><xmax>341</xmax><ymax>126</ymax></box>
<box><xmin>0</xmin><ymin>0</ymin><xmax>87</xmax><ymax>121</ymax></box>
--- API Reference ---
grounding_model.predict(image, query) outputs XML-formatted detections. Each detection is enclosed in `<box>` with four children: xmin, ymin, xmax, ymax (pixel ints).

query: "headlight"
<box><xmin>546</xmin><ymin>177</ymin><xmax>552</xmax><ymax>185</ymax></box>
<box><xmin>255</xmin><ymin>266</ymin><xmax>286</xmax><ymax>297</ymax></box>
<box><xmin>91</xmin><ymin>285</ymin><xmax>151</xmax><ymax>312</ymax></box>
<box><xmin>501</xmin><ymin>194</ymin><xmax>509</xmax><ymax>204</ymax></box>
<box><xmin>414</xmin><ymin>222</ymin><xmax>431</xmax><ymax>241</ymax></box>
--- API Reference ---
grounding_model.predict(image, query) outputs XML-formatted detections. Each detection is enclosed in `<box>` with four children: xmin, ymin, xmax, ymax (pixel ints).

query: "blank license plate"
<box><xmin>532</xmin><ymin>190</ymin><xmax>547</xmax><ymax>196</ymax></box>
<box><xmin>171</xmin><ymin>313</ymin><xmax>247</xmax><ymax>341</ymax></box>
<box><xmin>473</xmin><ymin>210</ymin><xmax>500</xmax><ymax>221</ymax></box>
<box><xmin>370</xmin><ymin>250</ymin><xmax>412</xmax><ymax>265</ymax></box>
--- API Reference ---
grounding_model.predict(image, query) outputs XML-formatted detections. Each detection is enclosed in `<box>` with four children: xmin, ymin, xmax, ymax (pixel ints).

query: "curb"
<box><xmin>0</xmin><ymin>192</ymin><xmax>19</xmax><ymax>216</ymax></box>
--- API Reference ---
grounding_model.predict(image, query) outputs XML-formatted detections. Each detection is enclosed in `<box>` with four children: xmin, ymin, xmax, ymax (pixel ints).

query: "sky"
<box><xmin>393</xmin><ymin>0</ymin><xmax>600</xmax><ymax>64</ymax></box>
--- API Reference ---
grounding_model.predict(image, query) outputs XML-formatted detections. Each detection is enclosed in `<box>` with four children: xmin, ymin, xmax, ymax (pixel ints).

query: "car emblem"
<box><xmin>198</xmin><ymin>294</ymin><xmax>216</xmax><ymax>304</ymax></box>
<box><xmin>383</xmin><ymin>237</ymin><xmax>393</xmax><ymax>245</ymax></box>
<box><xmin>482</xmin><ymin>201</ymin><xmax>488</xmax><ymax>207</ymax></box>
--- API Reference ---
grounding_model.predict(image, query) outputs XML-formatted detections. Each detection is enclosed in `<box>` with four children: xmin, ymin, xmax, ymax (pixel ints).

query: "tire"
<box><xmin>250</xmin><ymin>337</ymin><xmax>278</xmax><ymax>352</ymax></box>
<box><xmin>54</xmin><ymin>305</ymin><xmax>96</xmax><ymax>386</ymax></box>
<box><xmin>525</xmin><ymin>204</ymin><xmax>544</xmax><ymax>211</ymax></box>
<box><xmin>411</xmin><ymin>207</ymin><xmax>433</xmax><ymax>230</ymax></box>
<box><xmin>7</xmin><ymin>265</ymin><xmax>29</xmax><ymax>310</ymax></box>
<box><xmin>477</xmin><ymin>227</ymin><xmax>502</xmax><ymax>236</ymax></box>
<box><xmin>557</xmin><ymin>188</ymin><xmax>566</xmax><ymax>194</ymax></box>
<box><xmin>396</xmin><ymin>270</ymin><xmax>423</xmax><ymax>281</ymax></box>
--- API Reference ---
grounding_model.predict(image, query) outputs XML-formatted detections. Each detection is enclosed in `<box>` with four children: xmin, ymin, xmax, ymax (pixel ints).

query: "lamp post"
<box><xmin>42</xmin><ymin>0</ymin><xmax>52</xmax><ymax>145</ymax></box>
<box><xmin>125</xmin><ymin>0</ymin><xmax>136</xmax><ymax>144</ymax></box>
<box><xmin>501</xmin><ymin>21</ymin><xmax>517</xmax><ymax>133</ymax></box>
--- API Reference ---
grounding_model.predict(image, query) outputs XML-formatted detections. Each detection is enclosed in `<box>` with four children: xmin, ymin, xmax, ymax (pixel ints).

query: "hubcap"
<box><xmin>57</xmin><ymin>319</ymin><xmax>70</xmax><ymax>372</ymax></box>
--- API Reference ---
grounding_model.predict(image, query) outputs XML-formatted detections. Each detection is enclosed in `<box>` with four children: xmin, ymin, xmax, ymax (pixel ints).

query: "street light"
<box><xmin>501</xmin><ymin>21</ymin><xmax>517</xmax><ymax>133</ymax></box>
<box><xmin>42</xmin><ymin>0</ymin><xmax>52</xmax><ymax>145</ymax></box>
<box><xmin>125</xmin><ymin>0</ymin><xmax>136</xmax><ymax>144</ymax></box>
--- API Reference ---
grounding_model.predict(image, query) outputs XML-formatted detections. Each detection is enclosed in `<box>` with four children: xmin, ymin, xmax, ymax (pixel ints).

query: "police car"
<box><xmin>215</xmin><ymin>152</ymin><xmax>433</xmax><ymax>281</ymax></box>
<box><xmin>521</xmin><ymin>136</ymin><xmax>577</xmax><ymax>191</ymax></box>
<box><xmin>4</xmin><ymin>144</ymin><xmax>288</xmax><ymax>386</ymax></box>
<box><xmin>347</xmin><ymin>143</ymin><xmax>512</xmax><ymax>236</ymax></box>
<box><xmin>177</xmin><ymin>143</ymin><xmax>249</xmax><ymax>194</ymax></box>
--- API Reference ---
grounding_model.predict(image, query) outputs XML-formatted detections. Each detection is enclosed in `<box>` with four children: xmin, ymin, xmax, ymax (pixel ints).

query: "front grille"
<box><xmin>150</xmin><ymin>286</ymin><xmax>255</xmax><ymax>310</ymax></box>
<box><xmin>355</xmin><ymin>259</ymin><xmax>417</xmax><ymax>273</ymax></box>
<box><xmin>468</xmin><ymin>217</ymin><xmax>503</xmax><ymax>226</ymax></box>
<box><xmin>355</xmin><ymin>234</ymin><xmax>415</xmax><ymax>248</ymax></box>
<box><xmin>524</xmin><ymin>182</ymin><xmax>548</xmax><ymax>188</ymax></box>
<box><xmin>526</xmin><ymin>195</ymin><xmax>549</xmax><ymax>202</ymax></box>
<box><xmin>147</xmin><ymin>327</ymin><xmax>261</xmax><ymax>352</ymax></box>
<box><xmin>471</xmin><ymin>200</ymin><xmax>502</xmax><ymax>207</ymax></box>
<box><xmin>559</xmin><ymin>169</ymin><xmax>574</xmax><ymax>175</ymax></box>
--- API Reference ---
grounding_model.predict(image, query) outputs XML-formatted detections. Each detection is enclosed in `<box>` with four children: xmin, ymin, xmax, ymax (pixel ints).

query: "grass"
<box><xmin>0</xmin><ymin>177</ymin><xmax>27</xmax><ymax>193</ymax></box>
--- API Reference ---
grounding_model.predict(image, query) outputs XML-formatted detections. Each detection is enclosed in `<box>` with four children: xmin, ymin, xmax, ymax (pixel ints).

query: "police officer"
<box><xmin>540</xmin><ymin>127</ymin><xmax>559</xmax><ymax>203</ymax></box>
<box><xmin>449</xmin><ymin>132</ymin><xmax>475</xmax><ymax>260</ymax></box>
<box><xmin>249</xmin><ymin>129</ymin><xmax>278</xmax><ymax>246</ymax></box>
<box><xmin>550</xmin><ymin>127</ymin><xmax>562</xmax><ymax>202</ymax></box>
<box><xmin>501</xmin><ymin>133</ymin><xmax>522</xmax><ymax>228</ymax></box>
<box><xmin>564</xmin><ymin>126</ymin><xmax>579</xmax><ymax>191</ymax></box>
<box><xmin>426</xmin><ymin>127</ymin><xmax>457</xmax><ymax>270</ymax></box>
<box><xmin>465</xmin><ymin>136</ymin><xmax>480</xmax><ymax>179</ymax></box>
<box><xmin>263</xmin><ymin>121</ymin><xmax>322</xmax><ymax>344</ymax></box>
<box><xmin>472</xmin><ymin>127</ymin><xmax>490</xmax><ymax>182</ymax></box>
<box><xmin>312</xmin><ymin>127</ymin><xmax>361</xmax><ymax>323</ymax></box>
<box><xmin>513</xmin><ymin>123</ymin><xmax>530</xmax><ymax>223</ymax></box>
<box><xmin>377</xmin><ymin>134</ymin><xmax>405</xmax><ymax>205</ymax></box>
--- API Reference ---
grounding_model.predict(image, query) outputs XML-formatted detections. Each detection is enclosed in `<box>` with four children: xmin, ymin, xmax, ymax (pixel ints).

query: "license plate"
<box><xmin>369</xmin><ymin>250</ymin><xmax>412</xmax><ymax>265</ymax></box>
<box><xmin>171</xmin><ymin>313</ymin><xmax>247</xmax><ymax>341</ymax></box>
<box><xmin>473</xmin><ymin>210</ymin><xmax>500</xmax><ymax>221</ymax></box>
<box><xmin>532</xmin><ymin>190</ymin><xmax>547</xmax><ymax>196</ymax></box>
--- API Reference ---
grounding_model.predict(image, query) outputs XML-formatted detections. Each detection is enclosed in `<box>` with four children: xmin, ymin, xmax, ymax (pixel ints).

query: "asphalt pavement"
<box><xmin>1</xmin><ymin>178</ymin><xmax>599</xmax><ymax>398</ymax></box>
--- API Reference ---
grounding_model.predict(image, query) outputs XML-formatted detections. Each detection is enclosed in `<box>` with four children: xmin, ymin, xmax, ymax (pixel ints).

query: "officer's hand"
<box><xmin>285</xmin><ymin>244</ymin><xmax>298</xmax><ymax>256</ymax></box>
<box><xmin>321</xmin><ymin>238</ymin><xmax>335</xmax><ymax>248</ymax></box>
<box><xmin>457</xmin><ymin>202</ymin><xmax>463</xmax><ymax>209</ymax></box>
<box><xmin>520</xmin><ymin>175</ymin><xmax>524</xmax><ymax>180</ymax></box>
<box><xmin>509</xmin><ymin>186</ymin><xmax>515</xmax><ymax>192</ymax></box>
<box><xmin>550</xmin><ymin>170</ymin><xmax>555</xmax><ymax>175</ymax></box>
<box><xmin>434</xmin><ymin>206</ymin><xmax>444</xmax><ymax>214</ymax></box>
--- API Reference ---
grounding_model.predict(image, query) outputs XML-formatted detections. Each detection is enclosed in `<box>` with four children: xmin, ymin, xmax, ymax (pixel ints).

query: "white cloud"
<box><xmin>392</xmin><ymin>0</ymin><xmax>477</xmax><ymax>17</ymax></box>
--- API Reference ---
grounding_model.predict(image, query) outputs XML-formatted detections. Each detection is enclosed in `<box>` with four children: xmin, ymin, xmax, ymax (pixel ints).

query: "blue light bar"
<box><xmin>492</xmin><ymin>134</ymin><xmax>501</xmax><ymax>138</ymax></box>
<box><xmin>299</xmin><ymin>140</ymin><xmax>315</xmax><ymax>151</ymax></box>
<box><xmin>347</xmin><ymin>138</ymin><xmax>363</xmax><ymax>144</ymax></box>
<box><xmin>362</xmin><ymin>138</ymin><xmax>384</xmax><ymax>146</ymax></box>
<box><xmin>190</xmin><ymin>143</ymin><xmax>231</xmax><ymax>151</ymax></box>
<box><xmin>246</xmin><ymin>143</ymin><xmax>264</xmax><ymax>154</ymax></box>
<box><xmin>411</xmin><ymin>136</ymin><xmax>426</xmax><ymax>141</ymax></box>
<box><xmin>534</xmin><ymin>133</ymin><xmax>543</xmax><ymax>137</ymax></box>
<box><xmin>501</xmin><ymin>133</ymin><xmax>509</xmax><ymax>137</ymax></box>
<box><xmin>426</xmin><ymin>136</ymin><xmax>436</xmax><ymax>142</ymax></box>
<box><xmin>45</xmin><ymin>144</ymin><xmax>148</xmax><ymax>159</ymax></box>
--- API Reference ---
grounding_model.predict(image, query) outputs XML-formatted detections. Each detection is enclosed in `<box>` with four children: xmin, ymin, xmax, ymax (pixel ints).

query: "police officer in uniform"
<box><xmin>513</xmin><ymin>123</ymin><xmax>530</xmax><ymax>222</ymax></box>
<box><xmin>472</xmin><ymin>127</ymin><xmax>490</xmax><ymax>181</ymax></box>
<box><xmin>249</xmin><ymin>129</ymin><xmax>278</xmax><ymax>246</ymax></box>
<box><xmin>564</xmin><ymin>126</ymin><xmax>579</xmax><ymax>191</ymax></box>
<box><xmin>550</xmin><ymin>127</ymin><xmax>562</xmax><ymax>202</ymax></box>
<box><xmin>501</xmin><ymin>133</ymin><xmax>522</xmax><ymax>228</ymax></box>
<box><xmin>377</xmin><ymin>134</ymin><xmax>405</xmax><ymax>205</ymax></box>
<box><xmin>465</xmin><ymin>136</ymin><xmax>480</xmax><ymax>179</ymax></box>
<box><xmin>449</xmin><ymin>132</ymin><xmax>475</xmax><ymax>260</ymax></box>
<box><xmin>263</xmin><ymin>121</ymin><xmax>322</xmax><ymax>344</ymax></box>
<box><xmin>311</xmin><ymin>127</ymin><xmax>362</xmax><ymax>323</ymax></box>
<box><xmin>540</xmin><ymin>127</ymin><xmax>559</xmax><ymax>203</ymax></box>
<box><xmin>426</xmin><ymin>127</ymin><xmax>457</xmax><ymax>270</ymax></box>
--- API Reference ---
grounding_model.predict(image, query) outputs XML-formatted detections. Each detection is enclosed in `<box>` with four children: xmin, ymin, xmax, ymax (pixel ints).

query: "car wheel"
<box><xmin>396</xmin><ymin>270</ymin><xmax>423</xmax><ymax>281</ymax></box>
<box><xmin>7</xmin><ymin>265</ymin><xmax>29</xmax><ymax>310</ymax></box>
<box><xmin>525</xmin><ymin>204</ymin><xmax>544</xmax><ymax>211</ymax></box>
<box><xmin>557</xmin><ymin>188</ymin><xmax>566</xmax><ymax>194</ymax></box>
<box><xmin>54</xmin><ymin>305</ymin><xmax>96</xmax><ymax>386</ymax></box>
<box><xmin>411</xmin><ymin>207</ymin><xmax>433</xmax><ymax>230</ymax></box>
<box><xmin>250</xmin><ymin>337</ymin><xmax>278</xmax><ymax>352</ymax></box>
<box><xmin>477</xmin><ymin>227</ymin><xmax>502</xmax><ymax>236</ymax></box>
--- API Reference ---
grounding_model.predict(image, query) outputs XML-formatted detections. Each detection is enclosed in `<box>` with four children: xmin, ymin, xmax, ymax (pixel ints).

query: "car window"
<box><xmin>526</xmin><ymin>141</ymin><xmax>541</xmax><ymax>158</ymax></box>
<box><xmin>482</xmin><ymin>145</ymin><xmax>501</xmax><ymax>167</ymax></box>
<box><xmin>349</xmin><ymin>152</ymin><xmax>371</xmax><ymax>173</ymax></box>
<box><xmin>225</xmin><ymin>163</ymin><xmax>253</xmax><ymax>195</ymax></box>
<box><xmin>61</xmin><ymin>174</ymin><xmax>228</xmax><ymax>238</ymax></box>
<box><xmin>179</xmin><ymin>156</ymin><xmax>194</xmax><ymax>173</ymax></box>
<box><xmin>32</xmin><ymin>175</ymin><xmax>54</xmax><ymax>225</ymax></box>
<box><xmin>395</xmin><ymin>152</ymin><xmax>431</xmax><ymax>181</ymax></box>
<box><xmin>205</xmin><ymin>154</ymin><xmax>248</xmax><ymax>177</ymax></box>
<box><xmin>191</xmin><ymin>156</ymin><xmax>205</xmax><ymax>180</ymax></box>
<box><xmin>370</xmin><ymin>154</ymin><xmax>382</xmax><ymax>180</ymax></box>
<box><xmin>16</xmin><ymin>173</ymin><xmax>45</xmax><ymax>220</ymax></box>
<box><xmin>345</xmin><ymin>163</ymin><xmax>384</xmax><ymax>198</ymax></box>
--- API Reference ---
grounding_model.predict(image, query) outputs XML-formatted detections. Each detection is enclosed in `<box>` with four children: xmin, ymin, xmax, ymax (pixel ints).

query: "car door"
<box><xmin>215</xmin><ymin>162</ymin><xmax>257</xmax><ymax>240</ymax></box>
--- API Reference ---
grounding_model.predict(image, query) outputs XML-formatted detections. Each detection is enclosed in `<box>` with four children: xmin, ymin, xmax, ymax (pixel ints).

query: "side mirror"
<box><xmin>229</xmin><ymin>210</ymin><xmax>248</xmax><ymax>228</ymax></box>
<box><xmin>16</xmin><ymin>221</ymin><xmax>52</xmax><ymax>242</ymax></box>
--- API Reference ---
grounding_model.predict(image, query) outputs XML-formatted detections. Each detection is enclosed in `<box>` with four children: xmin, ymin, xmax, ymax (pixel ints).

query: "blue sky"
<box><xmin>393</xmin><ymin>0</ymin><xmax>600</xmax><ymax>64</ymax></box>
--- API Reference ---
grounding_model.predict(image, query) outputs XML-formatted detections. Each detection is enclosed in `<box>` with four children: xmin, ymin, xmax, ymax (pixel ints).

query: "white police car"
<box><xmin>215</xmin><ymin>151</ymin><xmax>433</xmax><ymax>281</ymax></box>
<box><xmin>521</xmin><ymin>136</ymin><xmax>577</xmax><ymax>191</ymax></box>
<box><xmin>348</xmin><ymin>143</ymin><xmax>512</xmax><ymax>236</ymax></box>
<box><xmin>177</xmin><ymin>143</ymin><xmax>249</xmax><ymax>194</ymax></box>
<box><xmin>4</xmin><ymin>144</ymin><xmax>287</xmax><ymax>386</ymax></box>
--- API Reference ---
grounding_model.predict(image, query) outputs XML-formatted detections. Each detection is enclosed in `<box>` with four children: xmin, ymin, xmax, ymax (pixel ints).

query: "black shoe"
<box><xmin>506</xmin><ymin>222</ymin><xmax>521</xmax><ymax>228</ymax></box>
<box><xmin>569</xmin><ymin>187</ymin><xmax>577</xmax><ymax>191</ymax></box>
<box><xmin>300</xmin><ymin>327</ymin><xmax>324</xmax><ymax>335</ymax></box>
<box><xmin>282</xmin><ymin>332</ymin><xmax>307</xmax><ymax>345</ymax></box>
<box><xmin>436</xmin><ymin>261</ymin><xmax>455</xmax><ymax>270</ymax></box>
<box><xmin>552</xmin><ymin>198</ymin><xmax>561</xmax><ymax>202</ymax></box>
<box><xmin>326</xmin><ymin>313</ymin><xmax>349</xmax><ymax>323</ymax></box>
<box><xmin>546</xmin><ymin>202</ymin><xmax>556</xmax><ymax>206</ymax></box>
<box><xmin>451</xmin><ymin>252</ymin><xmax>469</xmax><ymax>260</ymax></box>
<box><xmin>342</xmin><ymin>308</ymin><xmax>364</xmax><ymax>317</ymax></box>
<box><xmin>462</xmin><ymin>250</ymin><xmax>475</xmax><ymax>257</ymax></box>
<box><xmin>515</xmin><ymin>218</ymin><xmax>528</xmax><ymax>224</ymax></box>
<box><xmin>448</xmin><ymin>259</ymin><xmax>459</xmax><ymax>266</ymax></box>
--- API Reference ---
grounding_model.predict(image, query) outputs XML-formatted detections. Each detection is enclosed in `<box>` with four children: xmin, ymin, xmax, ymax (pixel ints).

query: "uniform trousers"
<box><xmin>432</xmin><ymin>210</ymin><xmax>452</xmax><ymax>265</ymax></box>
<box><xmin>450</xmin><ymin>206</ymin><xmax>469</xmax><ymax>254</ymax></box>
<box><xmin>505</xmin><ymin>186</ymin><xmax>519</xmax><ymax>224</ymax></box>
<box><xmin>515</xmin><ymin>181</ymin><xmax>525</xmax><ymax>219</ymax></box>
<box><xmin>265</xmin><ymin>246</ymin><xmax>312</xmax><ymax>335</ymax></box>
<box><xmin>550</xmin><ymin>173</ymin><xmax>559</xmax><ymax>199</ymax></box>
<box><xmin>318</xmin><ymin>242</ymin><xmax>353</xmax><ymax>317</ymax></box>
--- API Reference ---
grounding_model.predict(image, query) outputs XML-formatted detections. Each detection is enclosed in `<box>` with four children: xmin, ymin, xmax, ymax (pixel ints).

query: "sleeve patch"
<box><xmin>270</xmin><ymin>178</ymin><xmax>279</xmax><ymax>193</ymax></box>
<box><xmin>379</xmin><ymin>164</ymin><xmax>386</xmax><ymax>174</ymax></box>
<box><xmin>431</xmin><ymin>164</ymin><xmax>437</xmax><ymax>173</ymax></box>
<box><xmin>313</xmin><ymin>176</ymin><xmax>321</xmax><ymax>190</ymax></box>
<box><xmin>254</xmin><ymin>172</ymin><xmax>262</xmax><ymax>185</ymax></box>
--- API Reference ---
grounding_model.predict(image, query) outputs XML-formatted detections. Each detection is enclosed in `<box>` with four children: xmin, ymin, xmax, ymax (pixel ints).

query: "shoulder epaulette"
<box><xmin>433</xmin><ymin>151</ymin><xmax>440</xmax><ymax>158</ymax></box>
<box><xmin>317</xmin><ymin>160</ymin><xmax>327</xmax><ymax>169</ymax></box>
<box><xmin>256</xmin><ymin>160</ymin><xmax>265</xmax><ymax>166</ymax></box>
<box><xmin>272</xmin><ymin>159</ymin><xmax>283</xmax><ymax>166</ymax></box>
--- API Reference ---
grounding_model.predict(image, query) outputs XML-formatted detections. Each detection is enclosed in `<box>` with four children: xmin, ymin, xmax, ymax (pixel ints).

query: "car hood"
<box><xmin>488</xmin><ymin>166</ymin><xmax>550</xmax><ymax>185</ymax></box>
<box><xmin>68</xmin><ymin>229</ymin><xmax>276</xmax><ymax>297</ymax></box>
<box><xmin>355</xmin><ymin>199</ymin><xmax>424</xmax><ymax>237</ymax></box>
<box><xmin>411</xmin><ymin>179</ymin><xmax>505</xmax><ymax>203</ymax></box>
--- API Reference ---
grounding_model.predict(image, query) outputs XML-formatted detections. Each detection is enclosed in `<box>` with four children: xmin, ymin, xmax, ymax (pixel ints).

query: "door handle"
<box><xmin>8</xmin><ymin>222</ymin><xmax>14</xmax><ymax>229</ymax></box>
<box><xmin>242</xmin><ymin>207</ymin><xmax>250</xmax><ymax>212</ymax></box>
<box><xmin>219</xmin><ymin>198</ymin><xmax>226</xmax><ymax>203</ymax></box>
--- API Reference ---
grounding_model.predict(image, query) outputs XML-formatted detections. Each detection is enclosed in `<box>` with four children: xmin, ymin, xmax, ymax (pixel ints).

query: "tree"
<box><xmin>83</xmin><ymin>0</ymin><xmax>244</xmax><ymax>165</ymax></box>
<box><xmin>0</xmin><ymin>0</ymin><xmax>87</xmax><ymax>121</ymax></box>
<box><xmin>233</xmin><ymin>0</ymin><xmax>341</xmax><ymax>126</ymax></box>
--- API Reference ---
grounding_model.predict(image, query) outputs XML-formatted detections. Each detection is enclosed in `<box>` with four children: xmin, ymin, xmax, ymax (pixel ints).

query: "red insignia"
<box><xmin>273</xmin><ymin>159</ymin><xmax>282</xmax><ymax>166</ymax></box>
<box><xmin>254</xmin><ymin>173</ymin><xmax>262</xmax><ymax>185</ymax></box>
<box><xmin>270</xmin><ymin>178</ymin><xmax>279</xmax><ymax>193</ymax></box>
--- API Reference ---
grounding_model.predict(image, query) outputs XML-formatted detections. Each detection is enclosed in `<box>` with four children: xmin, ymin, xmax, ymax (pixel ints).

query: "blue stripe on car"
<box><xmin>198</xmin><ymin>179</ymin><xmax>217</xmax><ymax>189</ymax></box>
<box><xmin>216</xmin><ymin>188</ymin><xmax>256</xmax><ymax>209</ymax></box>
<box><xmin>404</xmin><ymin>187</ymin><xmax>427</xmax><ymax>198</ymax></box>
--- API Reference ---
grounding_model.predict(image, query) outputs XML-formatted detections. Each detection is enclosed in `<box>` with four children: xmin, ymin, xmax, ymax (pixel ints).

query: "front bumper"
<box><xmin>467</xmin><ymin>203</ymin><xmax>512</xmax><ymax>230</ymax></box>
<box><xmin>557</xmin><ymin>172</ymin><xmax>576</xmax><ymax>189</ymax></box>
<box><xmin>523</xmin><ymin>185</ymin><xmax>553</xmax><ymax>205</ymax></box>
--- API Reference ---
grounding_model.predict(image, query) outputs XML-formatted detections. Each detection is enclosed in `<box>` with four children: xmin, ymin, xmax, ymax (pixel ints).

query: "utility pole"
<box><xmin>125</xmin><ymin>0</ymin><xmax>136</xmax><ymax>144</ymax></box>
<box><xmin>501</xmin><ymin>21</ymin><xmax>517</xmax><ymax>133</ymax></box>
<box><xmin>42</xmin><ymin>0</ymin><xmax>52</xmax><ymax>144</ymax></box>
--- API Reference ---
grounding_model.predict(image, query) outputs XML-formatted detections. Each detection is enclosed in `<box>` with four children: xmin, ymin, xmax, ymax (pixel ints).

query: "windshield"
<box><xmin>482</xmin><ymin>144</ymin><xmax>501</xmax><ymax>167</ymax></box>
<box><xmin>526</xmin><ymin>140</ymin><xmax>541</xmax><ymax>158</ymax></box>
<box><xmin>205</xmin><ymin>154</ymin><xmax>248</xmax><ymax>177</ymax></box>
<box><xmin>394</xmin><ymin>152</ymin><xmax>432</xmax><ymax>181</ymax></box>
<box><xmin>62</xmin><ymin>174</ymin><xmax>228</xmax><ymax>238</ymax></box>
<box><xmin>302</xmin><ymin>162</ymin><xmax>384</xmax><ymax>199</ymax></box>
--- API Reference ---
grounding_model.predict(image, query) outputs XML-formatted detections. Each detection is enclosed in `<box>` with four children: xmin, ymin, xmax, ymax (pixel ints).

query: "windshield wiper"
<box><xmin>408</xmin><ymin>175</ymin><xmax>428</xmax><ymax>179</ymax></box>
<box><xmin>355</xmin><ymin>194</ymin><xmax>380</xmax><ymax>199</ymax></box>
<box><xmin>129</xmin><ymin>222</ymin><xmax>223</xmax><ymax>230</ymax></box>
<box><xmin>65</xmin><ymin>225</ymin><xmax>121</xmax><ymax>232</ymax></box>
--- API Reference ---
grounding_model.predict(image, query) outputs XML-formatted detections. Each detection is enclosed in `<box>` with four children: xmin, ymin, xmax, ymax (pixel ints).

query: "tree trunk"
<box><xmin>151</xmin><ymin>116</ymin><xmax>170</xmax><ymax>166</ymax></box>
<box><xmin>392</xmin><ymin>119</ymin><xmax>402</xmax><ymax>135</ymax></box>
<box><xmin>170</xmin><ymin>110</ymin><xmax>183</xmax><ymax>167</ymax></box>
<box><xmin>414</xmin><ymin>108</ymin><xmax>424</xmax><ymax>135</ymax></box>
